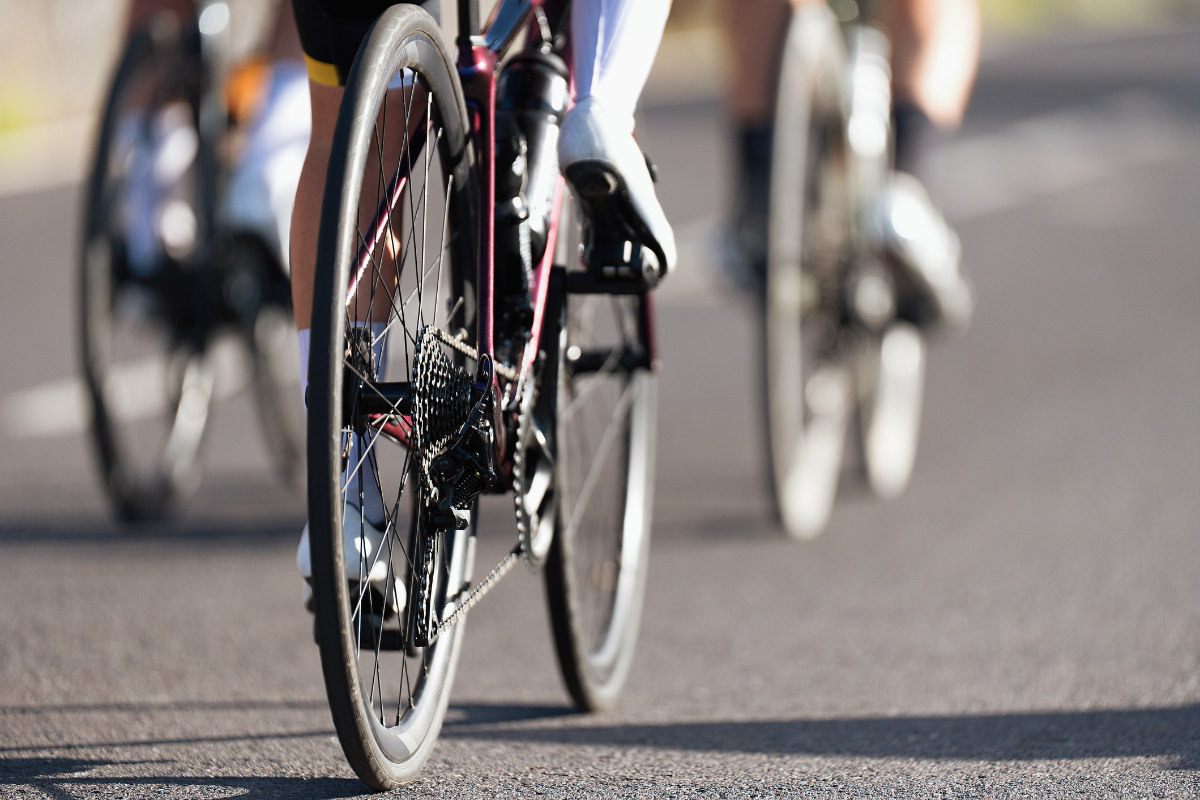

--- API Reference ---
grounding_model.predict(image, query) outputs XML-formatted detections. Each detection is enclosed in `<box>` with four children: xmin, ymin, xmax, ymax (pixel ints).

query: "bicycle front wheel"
<box><xmin>306</xmin><ymin>6</ymin><xmax>476</xmax><ymax>789</ymax></box>
<box><xmin>857</xmin><ymin>320</ymin><xmax>926</xmax><ymax>499</ymax></box>
<box><xmin>80</xmin><ymin>15</ymin><xmax>213</xmax><ymax>522</ymax></box>
<box><xmin>220</xmin><ymin>234</ymin><xmax>305</xmax><ymax>492</ymax></box>
<box><xmin>544</xmin><ymin>198</ymin><xmax>657</xmax><ymax>711</ymax></box>
<box><xmin>762</xmin><ymin>4</ymin><xmax>854</xmax><ymax>539</ymax></box>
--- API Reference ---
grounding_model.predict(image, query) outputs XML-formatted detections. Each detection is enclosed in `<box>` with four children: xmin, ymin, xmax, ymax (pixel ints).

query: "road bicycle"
<box><xmin>760</xmin><ymin>0</ymin><xmax>927</xmax><ymax>538</ymax></box>
<box><xmin>80</xmin><ymin>0</ymin><xmax>304</xmax><ymax>522</ymax></box>
<box><xmin>303</xmin><ymin>0</ymin><xmax>657</xmax><ymax>788</ymax></box>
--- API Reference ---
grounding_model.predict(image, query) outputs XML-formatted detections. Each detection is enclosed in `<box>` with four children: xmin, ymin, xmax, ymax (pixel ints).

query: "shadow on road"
<box><xmin>1</xmin><ymin>738</ymin><xmax>364</xmax><ymax>799</ymax></box>
<box><xmin>4</xmin><ymin>702</ymin><xmax>1194</xmax><ymax>794</ymax></box>
<box><xmin>0</xmin><ymin>698</ymin><xmax>328</xmax><ymax>717</ymax></box>
<box><xmin>0</xmin><ymin>515</ymin><xmax>302</xmax><ymax>545</ymax></box>
<box><xmin>445</xmin><ymin>704</ymin><xmax>1200</xmax><ymax>769</ymax></box>
<box><xmin>444</xmin><ymin>702</ymin><xmax>576</xmax><ymax>727</ymax></box>
<box><xmin>0</xmin><ymin>728</ymin><xmax>332</xmax><ymax>758</ymax></box>
<box><xmin>2</xmin><ymin>762</ymin><xmax>365</xmax><ymax>800</ymax></box>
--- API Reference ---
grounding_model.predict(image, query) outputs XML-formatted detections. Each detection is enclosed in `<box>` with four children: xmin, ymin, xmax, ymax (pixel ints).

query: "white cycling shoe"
<box><xmin>297</xmin><ymin>504</ymin><xmax>405</xmax><ymax>616</ymax></box>
<box><xmin>558</xmin><ymin>97</ymin><xmax>676</xmax><ymax>287</ymax></box>
<box><xmin>870</xmin><ymin>172</ymin><xmax>975</xmax><ymax>334</ymax></box>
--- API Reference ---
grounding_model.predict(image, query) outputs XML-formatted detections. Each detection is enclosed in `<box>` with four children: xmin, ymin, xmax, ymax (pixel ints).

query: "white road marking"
<box><xmin>931</xmin><ymin>91</ymin><xmax>1194</xmax><ymax>221</ymax></box>
<box><xmin>1</xmin><ymin>337</ymin><xmax>251</xmax><ymax>440</ymax></box>
<box><xmin>1</xmin><ymin>91</ymin><xmax>1192</xmax><ymax>438</ymax></box>
<box><xmin>0</xmin><ymin>116</ymin><xmax>90</xmax><ymax>199</ymax></box>
<box><xmin>659</xmin><ymin>90</ymin><xmax>1195</xmax><ymax>306</ymax></box>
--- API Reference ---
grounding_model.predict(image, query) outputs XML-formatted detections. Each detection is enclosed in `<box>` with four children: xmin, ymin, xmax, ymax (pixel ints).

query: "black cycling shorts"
<box><xmin>292</xmin><ymin>0</ymin><xmax>429</xmax><ymax>87</ymax></box>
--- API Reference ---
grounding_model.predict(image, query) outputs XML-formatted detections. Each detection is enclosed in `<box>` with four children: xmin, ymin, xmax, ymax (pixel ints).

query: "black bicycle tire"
<box><xmin>760</xmin><ymin>4</ymin><xmax>853</xmax><ymax>539</ymax></box>
<box><xmin>543</xmin><ymin>203</ymin><xmax>657</xmax><ymax>712</ymax></box>
<box><xmin>306</xmin><ymin>5</ymin><xmax>476</xmax><ymax>789</ymax></box>
<box><xmin>79</xmin><ymin>15</ymin><xmax>212</xmax><ymax>523</ymax></box>
<box><xmin>856</xmin><ymin>320</ymin><xmax>926</xmax><ymax>499</ymax></box>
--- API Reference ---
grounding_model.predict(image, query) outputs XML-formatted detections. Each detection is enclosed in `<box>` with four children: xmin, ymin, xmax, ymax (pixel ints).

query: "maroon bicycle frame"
<box><xmin>357</xmin><ymin>0</ymin><xmax>658</xmax><ymax>445</ymax></box>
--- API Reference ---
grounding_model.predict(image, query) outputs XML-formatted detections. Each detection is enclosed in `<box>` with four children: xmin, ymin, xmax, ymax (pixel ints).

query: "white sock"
<box><xmin>570</xmin><ymin>0</ymin><xmax>671</xmax><ymax>124</ymax></box>
<box><xmin>298</xmin><ymin>323</ymin><xmax>391</xmax><ymax>528</ymax></box>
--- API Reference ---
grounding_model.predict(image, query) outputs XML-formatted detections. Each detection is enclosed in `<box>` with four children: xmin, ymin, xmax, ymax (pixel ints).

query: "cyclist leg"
<box><xmin>559</xmin><ymin>0</ymin><xmax>678</xmax><ymax>284</ymax></box>
<box><xmin>123</xmin><ymin>0</ymin><xmax>192</xmax><ymax>34</ymax></box>
<box><xmin>875</xmin><ymin>0</ymin><xmax>980</xmax><ymax>331</ymax></box>
<box><xmin>115</xmin><ymin>0</ymin><xmax>206</xmax><ymax>273</ymax></box>
<box><xmin>882</xmin><ymin>0</ymin><xmax>980</xmax><ymax>132</ymax></box>
<box><xmin>288</xmin><ymin>0</ymin><xmax>402</xmax><ymax>606</ymax></box>
<box><xmin>289</xmin><ymin>0</ymin><xmax>401</xmax><ymax>332</ymax></box>
<box><xmin>717</xmin><ymin>0</ymin><xmax>804</xmax><ymax>287</ymax></box>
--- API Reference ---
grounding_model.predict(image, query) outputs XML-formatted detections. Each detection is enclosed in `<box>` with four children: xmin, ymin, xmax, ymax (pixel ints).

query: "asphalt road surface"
<box><xmin>1</xmin><ymin>25</ymin><xmax>1197</xmax><ymax>799</ymax></box>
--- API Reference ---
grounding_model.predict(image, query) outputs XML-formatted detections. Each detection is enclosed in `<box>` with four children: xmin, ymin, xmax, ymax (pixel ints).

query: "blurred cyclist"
<box><xmin>721</xmin><ymin>0</ymin><xmax>978</xmax><ymax>331</ymax></box>
<box><xmin>120</xmin><ymin>0</ymin><xmax>310</xmax><ymax>275</ymax></box>
<box><xmin>288</xmin><ymin>0</ymin><xmax>677</xmax><ymax>607</ymax></box>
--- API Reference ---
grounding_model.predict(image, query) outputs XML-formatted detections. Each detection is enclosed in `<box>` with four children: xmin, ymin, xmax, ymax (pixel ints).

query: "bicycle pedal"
<box><xmin>583</xmin><ymin>240</ymin><xmax>661</xmax><ymax>291</ymax></box>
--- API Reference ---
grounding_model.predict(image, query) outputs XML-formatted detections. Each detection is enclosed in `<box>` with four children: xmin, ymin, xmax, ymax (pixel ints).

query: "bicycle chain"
<box><xmin>429</xmin><ymin>545</ymin><xmax>522</xmax><ymax>645</ymax></box>
<box><xmin>408</xmin><ymin>326</ymin><xmax>524</xmax><ymax>645</ymax></box>
<box><xmin>425</xmin><ymin>326</ymin><xmax>519</xmax><ymax>383</ymax></box>
<box><xmin>511</xmin><ymin>357</ymin><xmax>553</xmax><ymax>568</ymax></box>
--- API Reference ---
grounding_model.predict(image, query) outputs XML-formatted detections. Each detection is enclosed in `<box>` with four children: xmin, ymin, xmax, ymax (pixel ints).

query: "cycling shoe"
<box><xmin>297</xmin><ymin>503</ymin><xmax>404</xmax><ymax>616</ymax></box>
<box><xmin>558</xmin><ymin>97</ymin><xmax>676</xmax><ymax>289</ymax></box>
<box><xmin>870</xmin><ymin>172</ymin><xmax>974</xmax><ymax>334</ymax></box>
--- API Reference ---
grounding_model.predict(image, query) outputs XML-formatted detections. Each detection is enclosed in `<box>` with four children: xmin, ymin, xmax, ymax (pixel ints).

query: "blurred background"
<box><xmin>0</xmin><ymin>0</ymin><xmax>1196</xmax><ymax>796</ymax></box>
<box><xmin>0</xmin><ymin>0</ymin><xmax>1195</xmax><ymax>191</ymax></box>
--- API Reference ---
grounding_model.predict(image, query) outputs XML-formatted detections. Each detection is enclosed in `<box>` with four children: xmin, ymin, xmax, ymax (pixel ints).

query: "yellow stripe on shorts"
<box><xmin>304</xmin><ymin>53</ymin><xmax>343</xmax><ymax>87</ymax></box>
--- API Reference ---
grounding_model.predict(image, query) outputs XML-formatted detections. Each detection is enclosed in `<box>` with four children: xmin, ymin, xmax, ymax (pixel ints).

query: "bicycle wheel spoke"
<box><xmin>560</xmin><ymin>378</ymin><xmax>635</xmax><ymax>539</ymax></box>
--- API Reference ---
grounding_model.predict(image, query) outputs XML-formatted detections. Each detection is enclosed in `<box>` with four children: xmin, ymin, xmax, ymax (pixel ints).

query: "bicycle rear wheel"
<box><xmin>544</xmin><ymin>198</ymin><xmax>657</xmax><ymax>711</ymax></box>
<box><xmin>305</xmin><ymin>6</ymin><xmax>476</xmax><ymax>789</ymax></box>
<box><xmin>80</xmin><ymin>16</ymin><xmax>214</xmax><ymax>522</ymax></box>
<box><xmin>762</xmin><ymin>5</ymin><xmax>853</xmax><ymax>539</ymax></box>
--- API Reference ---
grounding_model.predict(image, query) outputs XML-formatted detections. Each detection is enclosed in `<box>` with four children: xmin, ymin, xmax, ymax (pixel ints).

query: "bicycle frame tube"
<box><xmin>457</xmin><ymin>42</ymin><xmax>499</xmax><ymax>360</ymax></box>
<box><xmin>346</xmin><ymin>124</ymin><xmax>429</xmax><ymax>308</ymax></box>
<box><xmin>363</xmin><ymin>0</ymin><xmax>661</xmax><ymax>445</ymax></box>
<box><xmin>458</xmin><ymin>0</ymin><xmax>557</xmax><ymax>379</ymax></box>
<box><xmin>460</xmin><ymin>0</ymin><xmax>659</xmax><ymax>383</ymax></box>
<box><xmin>352</xmin><ymin>0</ymin><xmax>658</xmax><ymax>385</ymax></box>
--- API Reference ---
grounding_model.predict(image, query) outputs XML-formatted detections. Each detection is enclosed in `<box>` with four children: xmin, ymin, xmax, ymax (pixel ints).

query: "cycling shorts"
<box><xmin>292</xmin><ymin>0</ymin><xmax>432</xmax><ymax>87</ymax></box>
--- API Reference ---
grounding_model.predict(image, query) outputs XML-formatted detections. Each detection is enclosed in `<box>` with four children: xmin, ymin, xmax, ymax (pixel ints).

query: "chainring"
<box><xmin>512</xmin><ymin>352</ymin><xmax>557</xmax><ymax>568</ymax></box>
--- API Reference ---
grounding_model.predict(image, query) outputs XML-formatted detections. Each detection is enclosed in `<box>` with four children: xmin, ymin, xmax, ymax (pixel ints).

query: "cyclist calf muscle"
<box><xmin>722</xmin><ymin>0</ymin><xmax>980</xmax><ymax>130</ymax></box>
<box><xmin>880</xmin><ymin>0</ymin><xmax>980</xmax><ymax>128</ymax></box>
